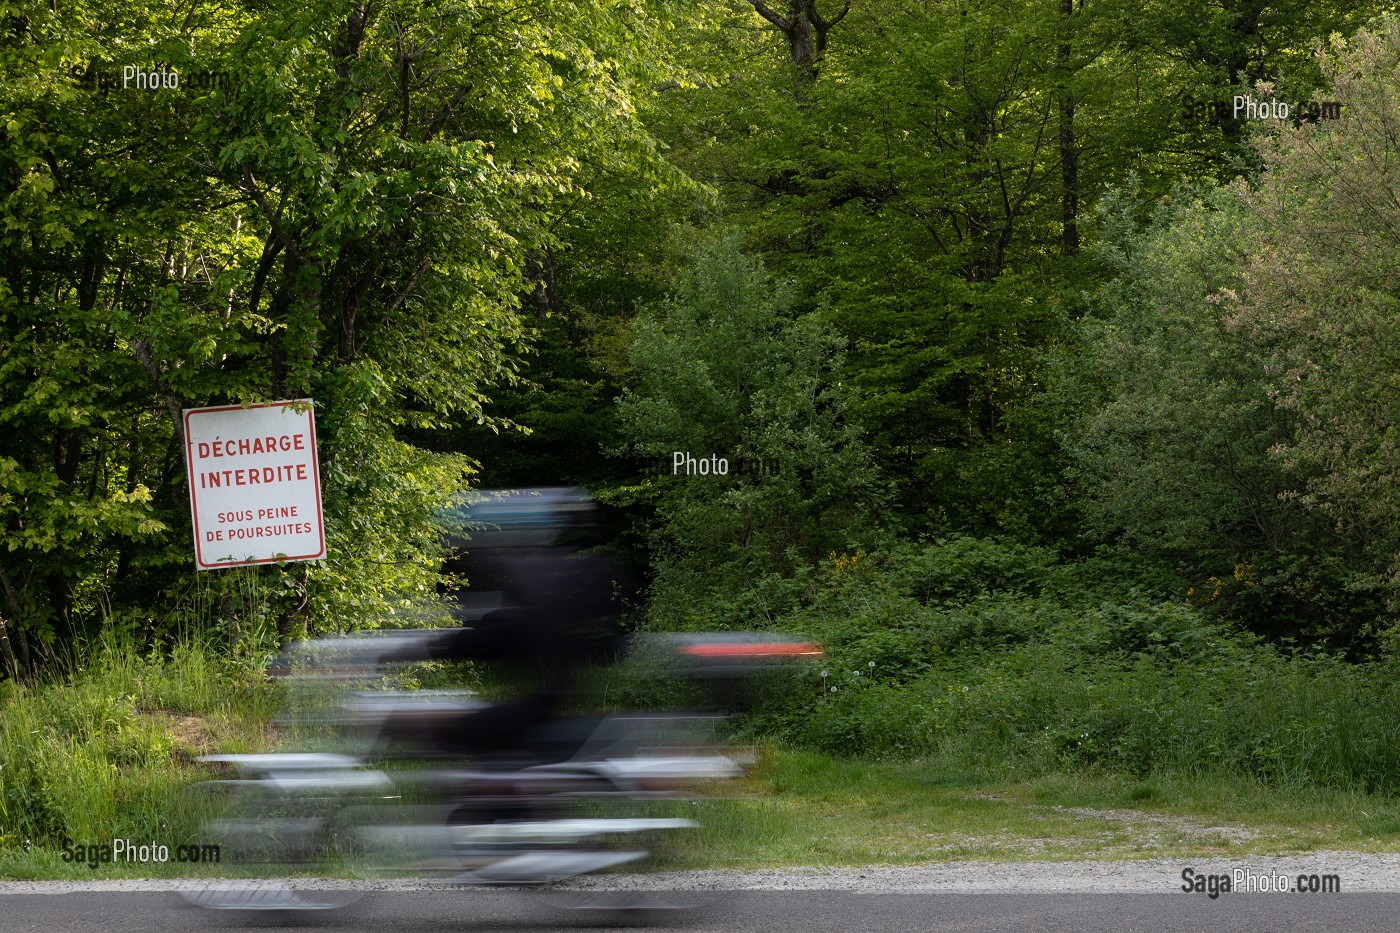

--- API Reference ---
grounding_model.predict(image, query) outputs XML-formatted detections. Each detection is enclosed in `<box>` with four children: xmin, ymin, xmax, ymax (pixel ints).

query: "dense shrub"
<box><xmin>736</xmin><ymin>536</ymin><xmax>1400</xmax><ymax>793</ymax></box>
<box><xmin>614</xmin><ymin>234</ymin><xmax>887</xmax><ymax>631</ymax></box>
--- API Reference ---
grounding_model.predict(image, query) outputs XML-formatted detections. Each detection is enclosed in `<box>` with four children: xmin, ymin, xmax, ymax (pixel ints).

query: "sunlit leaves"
<box><xmin>0</xmin><ymin>0</ymin><xmax>681</xmax><ymax>654</ymax></box>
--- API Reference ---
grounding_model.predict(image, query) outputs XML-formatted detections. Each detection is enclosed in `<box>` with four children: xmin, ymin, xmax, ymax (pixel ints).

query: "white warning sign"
<box><xmin>183</xmin><ymin>400</ymin><xmax>327</xmax><ymax>569</ymax></box>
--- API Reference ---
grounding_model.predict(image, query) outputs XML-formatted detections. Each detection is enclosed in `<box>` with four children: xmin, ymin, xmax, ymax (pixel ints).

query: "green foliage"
<box><xmin>0</xmin><ymin>0</ymin><xmax>682</xmax><ymax>662</ymax></box>
<box><xmin>1230</xmin><ymin>19</ymin><xmax>1400</xmax><ymax>605</ymax></box>
<box><xmin>614</xmin><ymin>232</ymin><xmax>887</xmax><ymax>628</ymax></box>
<box><xmin>874</xmin><ymin>536</ymin><xmax>1059</xmax><ymax>604</ymax></box>
<box><xmin>1060</xmin><ymin>184</ymin><xmax>1350</xmax><ymax>644</ymax></box>
<box><xmin>635</xmin><ymin>0</ymin><xmax>1389</xmax><ymax>541</ymax></box>
<box><xmin>652</xmin><ymin>0</ymin><xmax>1084</xmax><ymax>535</ymax></box>
<box><xmin>1068</xmin><ymin>184</ymin><xmax>1289</xmax><ymax>559</ymax></box>
<box><xmin>744</xmin><ymin>537</ymin><xmax>1400</xmax><ymax>796</ymax></box>
<box><xmin>1062</xmin><ymin>19</ymin><xmax>1400</xmax><ymax>649</ymax></box>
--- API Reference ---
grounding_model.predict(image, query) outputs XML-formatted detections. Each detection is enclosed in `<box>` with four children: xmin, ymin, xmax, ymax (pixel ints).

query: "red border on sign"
<box><xmin>184</xmin><ymin>400</ymin><xmax>327</xmax><ymax>569</ymax></box>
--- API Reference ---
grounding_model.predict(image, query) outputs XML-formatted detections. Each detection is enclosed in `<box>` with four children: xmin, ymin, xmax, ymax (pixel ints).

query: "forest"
<box><xmin>9</xmin><ymin>0</ymin><xmax>1400</xmax><ymax>848</ymax></box>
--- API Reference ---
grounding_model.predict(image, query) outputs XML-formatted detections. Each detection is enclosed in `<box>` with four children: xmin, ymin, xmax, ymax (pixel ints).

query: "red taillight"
<box><xmin>679</xmin><ymin>642</ymin><xmax>824</xmax><ymax>658</ymax></box>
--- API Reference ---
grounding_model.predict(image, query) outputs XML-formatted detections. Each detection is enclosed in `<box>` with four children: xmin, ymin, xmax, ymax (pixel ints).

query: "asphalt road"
<box><xmin>0</xmin><ymin>889</ymin><xmax>1382</xmax><ymax>933</ymax></box>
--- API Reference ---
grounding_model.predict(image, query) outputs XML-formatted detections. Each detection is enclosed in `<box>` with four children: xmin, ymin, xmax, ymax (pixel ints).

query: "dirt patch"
<box><xmin>1037</xmin><ymin>805</ymin><xmax>1261</xmax><ymax>841</ymax></box>
<box><xmin>941</xmin><ymin>795</ymin><xmax>1269</xmax><ymax>856</ymax></box>
<box><xmin>143</xmin><ymin>710</ymin><xmax>222</xmax><ymax>760</ymax></box>
<box><xmin>1021</xmin><ymin>804</ymin><xmax>1264</xmax><ymax>854</ymax></box>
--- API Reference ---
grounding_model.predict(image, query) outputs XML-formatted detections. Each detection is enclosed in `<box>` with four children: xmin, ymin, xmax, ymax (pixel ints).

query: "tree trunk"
<box><xmin>528</xmin><ymin>248</ymin><xmax>559</xmax><ymax>320</ymax></box>
<box><xmin>749</xmin><ymin>0</ymin><xmax>850</xmax><ymax>92</ymax></box>
<box><xmin>1058</xmin><ymin>0</ymin><xmax>1080</xmax><ymax>258</ymax></box>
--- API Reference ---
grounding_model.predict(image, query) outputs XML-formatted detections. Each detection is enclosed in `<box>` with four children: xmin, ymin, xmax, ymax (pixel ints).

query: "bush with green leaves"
<box><xmin>0</xmin><ymin>0</ymin><xmax>683</xmax><ymax>668</ymax></box>
<box><xmin>739</xmin><ymin>535</ymin><xmax>1400</xmax><ymax>794</ymax></box>
<box><xmin>1062</xmin><ymin>177</ymin><xmax>1389</xmax><ymax>650</ymax></box>
<box><xmin>614</xmin><ymin>232</ymin><xmax>887</xmax><ymax>629</ymax></box>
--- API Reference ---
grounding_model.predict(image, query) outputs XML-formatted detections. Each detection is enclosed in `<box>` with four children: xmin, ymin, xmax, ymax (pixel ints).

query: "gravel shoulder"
<box><xmin>3</xmin><ymin>852</ymin><xmax>1399</xmax><ymax>895</ymax></box>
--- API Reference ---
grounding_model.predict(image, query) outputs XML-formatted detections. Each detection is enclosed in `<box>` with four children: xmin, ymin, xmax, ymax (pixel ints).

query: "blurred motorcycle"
<box><xmin>181</xmin><ymin>630</ymin><xmax>819</xmax><ymax>912</ymax></box>
<box><xmin>181</xmin><ymin>489</ymin><xmax>820</xmax><ymax>915</ymax></box>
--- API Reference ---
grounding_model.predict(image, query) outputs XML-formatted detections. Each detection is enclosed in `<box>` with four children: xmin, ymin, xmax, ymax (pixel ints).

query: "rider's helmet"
<box><xmin>438</xmin><ymin>487</ymin><xmax>598</xmax><ymax>551</ymax></box>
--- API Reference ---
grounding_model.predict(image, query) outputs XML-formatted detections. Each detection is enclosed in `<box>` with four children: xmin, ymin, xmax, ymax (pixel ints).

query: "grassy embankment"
<box><xmin>0</xmin><ymin>632</ymin><xmax>276</xmax><ymax>879</ymax></box>
<box><xmin>7</xmin><ymin>540</ymin><xmax>1400</xmax><ymax>879</ymax></box>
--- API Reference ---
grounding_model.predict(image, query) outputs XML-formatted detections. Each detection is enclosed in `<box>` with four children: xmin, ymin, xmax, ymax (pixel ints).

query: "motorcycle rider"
<box><xmin>409</xmin><ymin>488</ymin><xmax>640</xmax><ymax>762</ymax></box>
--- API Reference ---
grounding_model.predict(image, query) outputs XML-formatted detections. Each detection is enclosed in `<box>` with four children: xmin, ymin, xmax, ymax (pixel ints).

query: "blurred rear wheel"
<box><xmin>177</xmin><ymin>779</ymin><xmax>364</xmax><ymax>912</ymax></box>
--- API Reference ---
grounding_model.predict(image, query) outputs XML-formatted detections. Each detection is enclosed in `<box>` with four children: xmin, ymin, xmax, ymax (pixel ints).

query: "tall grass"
<box><xmin>782</xmin><ymin>647</ymin><xmax>1400</xmax><ymax>790</ymax></box>
<box><xmin>0</xmin><ymin>629</ymin><xmax>277</xmax><ymax>859</ymax></box>
<box><xmin>744</xmin><ymin>537</ymin><xmax>1400</xmax><ymax>794</ymax></box>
